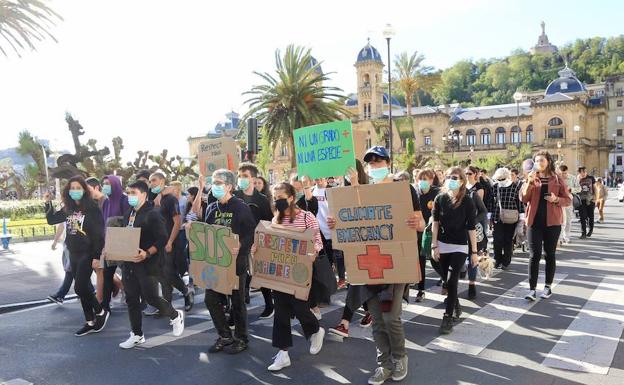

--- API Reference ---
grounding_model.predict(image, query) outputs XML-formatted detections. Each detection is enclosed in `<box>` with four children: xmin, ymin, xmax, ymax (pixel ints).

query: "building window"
<box><xmin>368</xmin><ymin>103</ymin><xmax>372</xmax><ymax>119</ymax></box>
<box><xmin>617</xmin><ymin>142</ymin><xmax>623</xmax><ymax>150</ymax></box>
<box><xmin>617</xmin><ymin>129</ymin><xmax>623</xmax><ymax>137</ymax></box>
<box><xmin>548</xmin><ymin>128</ymin><xmax>564</xmax><ymax>139</ymax></box>
<box><xmin>526</xmin><ymin>125</ymin><xmax>533</xmax><ymax>143</ymax></box>
<box><xmin>480</xmin><ymin>128</ymin><xmax>491</xmax><ymax>145</ymax></box>
<box><xmin>424</xmin><ymin>136</ymin><xmax>432</xmax><ymax>146</ymax></box>
<box><xmin>366</xmin><ymin>137</ymin><xmax>372</xmax><ymax>148</ymax></box>
<box><xmin>466</xmin><ymin>129</ymin><xmax>476</xmax><ymax>145</ymax></box>
<box><xmin>495</xmin><ymin>127</ymin><xmax>506</xmax><ymax>144</ymax></box>
<box><xmin>618</xmin><ymin>100</ymin><xmax>623</xmax><ymax>107</ymax></box>
<box><xmin>617</xmin><ymin>156</ymin><xmax>623</xmax><ymax>166</ymax></box>
<box><xmin>617</xmin><ymin>116</ymin><xmax>623</xmax><ymax>123</ymax></box>
<box><xmin>280</xmin><ymin>146</ymin><xmax>288</xmax><ymax>157</ymax></box>
<box><xmin>548</xmin><ymin>117</ymin><xmax>564</xmax><ymax>126</ymax></box>
<box><xmin>511</xmin><ymin>126</ymin><xmax>521</xmax><ymax>144</ymax></box>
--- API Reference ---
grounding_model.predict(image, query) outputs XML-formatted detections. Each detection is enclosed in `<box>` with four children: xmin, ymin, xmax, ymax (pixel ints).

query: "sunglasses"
<box><xmin>445</xmin><ymin>175</ymin><xmax>460</xmax><ymax>181</ymax></box>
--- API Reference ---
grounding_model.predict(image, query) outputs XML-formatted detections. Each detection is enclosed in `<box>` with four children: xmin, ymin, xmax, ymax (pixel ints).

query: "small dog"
<box><xmin>477</xmin><ymin>254</ymin><xmax>494</xmax><ymax>280</ymax></box>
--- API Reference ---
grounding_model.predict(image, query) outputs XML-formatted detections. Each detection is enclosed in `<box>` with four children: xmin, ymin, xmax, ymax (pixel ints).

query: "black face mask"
<box><xmin>275</xmin><ymin>198</ymin><xmax>289</xmax><ymax>213</ymax></box>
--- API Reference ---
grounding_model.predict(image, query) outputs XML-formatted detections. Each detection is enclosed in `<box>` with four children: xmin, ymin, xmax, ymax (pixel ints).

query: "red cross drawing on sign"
<box><xmin>342</xmin><ymin>130</ymin><xmax>350</xmax><ymax>138</ymax></box>
<box><xmin>357</xmin><ymin>245</ymin><xmax>393</xmax><ymax>279</ymax></box>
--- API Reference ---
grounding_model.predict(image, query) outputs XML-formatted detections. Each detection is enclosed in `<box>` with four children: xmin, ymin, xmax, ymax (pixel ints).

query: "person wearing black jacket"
<box><xmin>201</xmin><ymin>169</ymin><xmax>256</xmax><ymax>354</ymax></box>
<box><xmin>44</xmin><ymin>176</ymin><xmax>109</xmax><ymax>336</ymax></box>
<box><xmin>489</xmin><ymin>168</ymin><xmax>524</xmax><ymax>269</ymax></box>
<box><xmin>236</xmin><ymin>163</ymin><xmax>275</xmax><ymax>319</ymax></box>
<box><xmin>414</xmin><ymin>169</ymin><xmax>440</xmax><ymax>302</ymax></box>
<box><xmin>117</xmin><ymin>181</ymin><xmax>185</xmax><ymax>349</ymax></box>
<box><xmin>431</xmin><ymin>167</ymin><xmax>478</xmax><ymax>335</ymax></box>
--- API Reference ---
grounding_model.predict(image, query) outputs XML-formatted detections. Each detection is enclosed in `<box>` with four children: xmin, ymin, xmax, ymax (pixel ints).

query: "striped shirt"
<box><xmin>274</xmin><ymin>210</ymin><xmax>324</xmax><ymax>253</ymax></box>
<box><xmin>489</xmin><ymin>181</ymin><xmax>524</xmax><ymax>223</ymax></box>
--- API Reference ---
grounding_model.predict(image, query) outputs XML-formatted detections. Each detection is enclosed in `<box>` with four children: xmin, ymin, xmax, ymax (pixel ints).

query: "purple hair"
<box><xmin>103</xmin><ymin>175</ymin><xmax>130</xmax><ymax>217</ymax></box>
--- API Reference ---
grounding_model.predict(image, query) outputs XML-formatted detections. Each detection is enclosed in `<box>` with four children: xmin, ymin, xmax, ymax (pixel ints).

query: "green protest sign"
<box><xmin>293</xmin><ymin>120</ymin><xmax>356</xmax><ymax>179</ymax></box>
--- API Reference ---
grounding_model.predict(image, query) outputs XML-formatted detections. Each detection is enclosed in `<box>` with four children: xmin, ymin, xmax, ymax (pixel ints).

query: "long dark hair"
<box><xmin>272</xmin><ymin>182</ymin><xmax>298</xmax><ymax>224</ymax></box>
<box><xmin>443</xmin><ymin>167</ymin><xmax>468</xmax><ymax>208</ymax></box>
<box><xmin>62</xmin><ymin>176</ymin><xmax>95</xmax><ymax>214</ymax></box>
<box><xmin>533</xmin><ymin>150</ymin><xmax>557</xmax><ymax>177</ymax></box>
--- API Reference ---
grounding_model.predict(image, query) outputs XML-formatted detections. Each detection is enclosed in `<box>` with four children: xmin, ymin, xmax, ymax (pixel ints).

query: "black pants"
<box><xmin>341</xmin><ymin>300</ymin><xmax>368</xmax><ymax>322</ymax></box>
<box><xmin>335</xmin><ymin>250</ymin><xmax>346</xmax><ymax>281</ymax></box>
<box><xmin>493</xmin><ymin>221</ymin><xmax>517</xmax><ymax>267</ymax></box>
<box><xmin>160</xmin><ymin>244</ymin><xmax>188</xmax><ymax>303</ymax></box>
<box><xmin>579</xmin><ymin>201</ymin><xmax>595</xmax><ymax>235</ymax></box>
<box><xmin>417</xmin><ymin>232</ymin><xmax>427</xmax><ymax>291</ymax></box>
<box><xmin>272</xmin><ymin>291</ymin><xmax>319</xmax><ymax>349</ymax></box>
<box><xmin>101</xmin><ymin>264</ymin><xmax>118</xmax><ymax>311</ymax></box>
<box><xmin>204</xmin><ymin>273</ymin><xmax>248</xmax><ymax>342</ymax></box>
<box><xmin>527</xmin><ymin>225</ymin><xmax>560</xmax><ymax>290</ymax></box>
<box><xmin>430</xmin><ymin>258</ymin><xmax>445</xmax><ymax>283</ymax></box>
<box><xmin>439</xmin><ymin>252</ymin><xmax>468</xmax><ymax>316</ymax></box>
<box><xmin>69</xmin><ymin>252</ymin><xmax>102</xmax><ymax>322</ymax></box>
<box><xmin>123</xmin><ymin>262</ymin><xmax>178</xmax><ymax>336</ymax></box>
<box><xmin>245</xmin><ymin>274</ymin><xmax>273</xmax><ymax>309</ymax></box>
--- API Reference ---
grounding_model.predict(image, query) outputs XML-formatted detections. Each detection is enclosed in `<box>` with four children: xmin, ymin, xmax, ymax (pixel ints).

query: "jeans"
<box><xmin>123</xmin><ymin>262</ymin><xmax>178</xmax><ymax>336</ymax></box>
<box><xmin>272</xmin><ymin>290</ymin><xmax>319</xmax><ymax>349</ymax></box>
<box><xmin>493</xmin><ymin>221</ymin><xmax>517</xmax><ymax>267</ymax></box>
<box><xmin>366</xmin><ymin>284</ymin><xmax>407</xmax><ymax>371</ymax></box>
<box><xmin>579</xmin><ymin>201</ymin><xmax>595</xmax><ymax>235</ymax></box>
<box><xmin>439</xmin><ymin>252</ymin><xmax>468</xmax><ymax>316</ymax></box>
<box><xmin>560</xmin><ymin>206</ymin><xmax>573</xmax><ymax>241</ymax></box>
<box><xmin>69</xmin><ymin>252</ymin><xmax>102</xmax><ymax>322</ymax></box>
<box><xmin>527</xmin><ymin>225</ymin><xmax>561</xmax><ymax>290</ymax></box>
<box><xmin>204</xmin><ymin>273</ymin><xmax>248</xmax><ymax>343</ymax></box>
<box><xmin>55</xmin><ymin>271</ymin><xmax>95</xmax><ymax>299</ymax></box>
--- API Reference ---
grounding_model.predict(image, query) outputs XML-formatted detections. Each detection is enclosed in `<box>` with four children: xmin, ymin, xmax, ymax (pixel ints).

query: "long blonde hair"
<box><xmin>443</xmin><ymin>167</ymin><xmax>468</xmax><ymax>208</ymax></box>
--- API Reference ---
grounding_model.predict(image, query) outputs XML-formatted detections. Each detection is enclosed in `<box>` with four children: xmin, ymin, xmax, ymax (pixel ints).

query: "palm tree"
<box><xmin>0</xmin><ymin>0</ymin><xmax>62</xmax><ymax>58</ymax></box>
<box><xmin>241</xmin><ymin>45</ymin><xmax>351</xmax><ymax>168</ymax></box>
<box><xmin>393</xmin><ymin>51</ymin><xmax>439</xmax><ymax>115</ymax></box>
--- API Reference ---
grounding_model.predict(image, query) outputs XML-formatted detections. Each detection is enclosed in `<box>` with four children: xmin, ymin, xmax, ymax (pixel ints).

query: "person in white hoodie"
<box><xmin>558</xmin><ymin>164</ymin><xmax>580</xmax><ymax>244</ymax></box>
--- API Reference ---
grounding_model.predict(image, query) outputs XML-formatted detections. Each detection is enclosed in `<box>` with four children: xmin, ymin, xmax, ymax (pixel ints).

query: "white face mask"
<box><xmin>498</xmin><ymin>179</ymin><xmax>512</xmax><ymax>188</ymax></box>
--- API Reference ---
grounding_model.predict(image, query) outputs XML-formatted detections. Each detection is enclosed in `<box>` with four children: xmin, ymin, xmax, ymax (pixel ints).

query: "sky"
<box><xmin>1</xmin><ymin>0</ymin><xmax>622</xmax><ymax>162</ymax></box>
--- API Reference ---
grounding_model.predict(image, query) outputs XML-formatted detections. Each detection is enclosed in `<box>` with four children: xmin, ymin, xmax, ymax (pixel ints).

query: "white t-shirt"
<box><xmin>312</xmin><ymin>186</ymin><xmax>331</xmax><ymax>239</ymax></box>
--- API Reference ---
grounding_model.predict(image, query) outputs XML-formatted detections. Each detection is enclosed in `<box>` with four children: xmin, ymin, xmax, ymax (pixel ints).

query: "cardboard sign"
<box><xmin>327</xmin><ymin>182</ymin><xmax>420</xmax><ymax>285</ymax></box>
<box><xmin>293</xmin><ymin>120</ymin><xmax>356</xmax><ymax>179</ymax></box>
<box><xmin>103</xmin><ymin>227</ymin><xmax>141</xmax><ymax>261</ymax></box>
<box><xmin>197</xmin><ymin>137</ymin><xmax>239</xmax><ymax>176</ymax></box>
<box><xmin>251</xmin><ymin>220</ymin><xmax>316</xmax><ymax>301</ymax></box>
<box><xmin>187</xmin><ymin>221</ymin><xmax>240</xmax><ymax>295</ymax></box>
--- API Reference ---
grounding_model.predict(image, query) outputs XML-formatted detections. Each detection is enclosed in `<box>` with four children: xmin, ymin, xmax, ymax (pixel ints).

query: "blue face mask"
<box><xmin>69</xmin><ymin>190</ymin><xmax>84</xmax><ymax>201</ymax></box>
<box><xmin>102</xmin><ymin>184</ymin><xmax>112</xmax><ymax>196</ymax></box>
<box><xmin>237</xmin><ymin>177</ymin><xmax>250</xmax><ymax>190</ymax></box>
<box><xmin>212</xmin><ymin>185</ymin><xmax>227</xmax><ymax>200</ymax></box>
<box><xmin>151</xmin><ymin>185</ymin><xmax>162</xmax><ymax>194</ymax></box>
<box><xmin>368</xmin><ymin>167</ymin><xmax>389</xmax><ymax>183</ymax></box>
<box><xmin>128</xmin><ymin>195</ymin><xmax>140</xmax><ymax>208</ymax></box>
<box><xmin>418</xmin><ymin>180</ymin><xmax>430</xmax><ymax>191</ymax></box>
<box><xmin>296</xmin><ymin>191</ymin><xmax>305</xmax><ymax>200</ymax></box>
<box><xmin>446</xmin><ymin>179</ymin><xmax>460</xmax><ymax>191</ymax></box>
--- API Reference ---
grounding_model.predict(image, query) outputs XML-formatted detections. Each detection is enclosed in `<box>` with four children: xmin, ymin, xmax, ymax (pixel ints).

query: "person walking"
<box><xmin>594</xmin><ymin>177</ymin><xmax>608</xmax><ymax>223</ymax></box>
<box><xmin>558</xmin><ymin>165</ymin><xmax>580</xmax><ymax>244</ymax></box>
<box><xmin>577</xmin><ymin>166</ymin><xmax>596</xmax><ymax>238</ymax></box>
<box><xmin>489</xmin><ymin>168</ymin><xmax>524</xmax><ymax>270</ymax></box>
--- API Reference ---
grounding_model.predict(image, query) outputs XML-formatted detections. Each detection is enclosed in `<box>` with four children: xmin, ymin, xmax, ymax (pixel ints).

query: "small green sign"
<box><xmin>293</xmin><ymin>120</ymin><xmax>356</xmax><ymax>179</ymax></box>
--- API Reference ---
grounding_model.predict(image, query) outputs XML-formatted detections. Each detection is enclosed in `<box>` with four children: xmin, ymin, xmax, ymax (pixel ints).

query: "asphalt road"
<box><xmin>1</xmin><ymin>195</ymin><xmax>623</xmax><ymax>385</ymax></box>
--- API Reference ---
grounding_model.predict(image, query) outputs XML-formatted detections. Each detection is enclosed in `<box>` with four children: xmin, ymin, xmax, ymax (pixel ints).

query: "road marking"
<box><xmin>542</xmin><ymin>275</ymin><xmax>624</xmax><ymax>374</ymax></box>
<box><xmin>426</xmin><ymin>273</ymin><xmax>566</xmax><ymax>355</ymax></box>
<box><xmin>2</xmin><ymin>379</ymin><xmax>33</xmax><ymax>385</ymax></box>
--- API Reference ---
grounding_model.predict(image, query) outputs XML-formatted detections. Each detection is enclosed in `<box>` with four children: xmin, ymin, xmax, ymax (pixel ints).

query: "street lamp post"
<box><xmin>513</xmin><ymin>91</ymin><xmax>523</xmax><ymax>147</ymax></box>
<box><xmin>574</xmin><ymin>125</ymin><xmax>581</xmax><ymax>166</ymax></box>
<box><xmin>34</xmin><ymin>137</ymin><xmax>49</xmax><ymax>195</ymax></box>
<box><xmin>383</xmin><ymin>23</ymin><xmax>395</xmax><ymax>172</ymax></box>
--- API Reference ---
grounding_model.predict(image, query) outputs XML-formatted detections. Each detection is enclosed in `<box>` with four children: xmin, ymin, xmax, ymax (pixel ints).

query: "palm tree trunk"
<box><xmin>416</xmin><ymin>92</ymin><xmax>422</xmax><ymax>107</ymax></box>
<box><xmin>406</xmin><ymin>95</ymin><xmax>412</xmax><ymax>117</ymax></box>
<box><xmin>289</xmin><ymin>137</ymin><xmax>296</xmax><ymax>169</ymax></box>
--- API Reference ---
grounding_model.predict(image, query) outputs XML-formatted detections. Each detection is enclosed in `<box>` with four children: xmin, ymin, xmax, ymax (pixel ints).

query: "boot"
<box><xmin>439</xmin><ymin>315</ymin><xmax>454</xmax><ymax>335</ymax></box>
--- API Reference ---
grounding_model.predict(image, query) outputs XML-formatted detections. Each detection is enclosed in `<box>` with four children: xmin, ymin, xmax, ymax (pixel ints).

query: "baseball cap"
<box><xmin>363</xmin><ymin>146</ymin><xmax>390</xmax><ymax>162</ymax></box>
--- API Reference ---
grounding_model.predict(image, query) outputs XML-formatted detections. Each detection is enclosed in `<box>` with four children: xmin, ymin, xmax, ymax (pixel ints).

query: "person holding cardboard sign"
<box><xmin>118</xmin><ymin>180</ymin><xmax>185</xmax><ymax>349</ymax></box>
<box><xmin>201</xmin><ymin>169</ymin><xmax>256</xmax><ymax>355</ymax></box>
<box><xmin>431</xmin><ymin>167</ymin><xmax>478</xmax><ymax>336</ymax></box>
<box><xmin>327</xmin><ymin>146</ymin><xmax>424</xmax><ymax>385</ymax></box>
<box><xmin>263</xmin><ymin>182</ymin><xmax>326</xmax><ymax>372</ymax></box>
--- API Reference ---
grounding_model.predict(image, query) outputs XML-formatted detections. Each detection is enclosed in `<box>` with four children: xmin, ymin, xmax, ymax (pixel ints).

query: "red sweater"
<box><xmin>520</xmin><ymin>174</ymin><xmax>571</xmax><ymax>227</ymax></box>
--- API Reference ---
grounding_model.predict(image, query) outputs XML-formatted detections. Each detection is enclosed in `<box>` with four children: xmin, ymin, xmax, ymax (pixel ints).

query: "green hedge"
<box><xmin>0</xmin><ymin>200</ymin><xmax>52</xmax><ymax>221</ymax></box>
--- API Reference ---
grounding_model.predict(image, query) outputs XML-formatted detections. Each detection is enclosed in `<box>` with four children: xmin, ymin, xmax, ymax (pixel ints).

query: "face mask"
<box><xmin>499</xmin><ymin>179</ymin><xmax>512</xmax><ymax>188</ymax></box>
<box><xmin>102</xmin><ymin>185</ymin><xmax>112</xmax><ymax>196</ymax></box>
<box><xmin>296</xmin><ymin>191</ymin><xmax>305</xmax><ymax>200</ymax></box>
<box><xmin>128</xmin><ymin>195</ymin><xmax>140</xmax><ymax>208</ymax></box>
<box><xmin>151</xmin><ymin>185</ymin><xmax>162</xmax><ymax>194</ymax></box>
<box><xmin>237</xmin><ymin>177</ymin><xmax>250</xmax><ymax>190</ymax></box>
<box><xmin>69</xmin><ymin>190</ymin><xmax>84</xmax><ymax>201</ymax></box>
<box><xmin>418</xmin><ymin>180</ymin><xmax>430</xmax><ymax>192</ymax></box>
<box><xmin>446</xmin><ymin>179</ymin><xmax>460</xmax><ymax>191</ymax></box>
<box><xmin>275</xmin><ymin>198</ymin><xmax>290</xmax><ymax>213</ymax></box>
<box><xmin>368</xmin><ymin>167</ymin><xmax>389</xmax><ymax>183</ymax></box>
<box><xmin>211</xmin><ymin>185</ymin><xmax>227</xmax><ymax>200</ymax></box>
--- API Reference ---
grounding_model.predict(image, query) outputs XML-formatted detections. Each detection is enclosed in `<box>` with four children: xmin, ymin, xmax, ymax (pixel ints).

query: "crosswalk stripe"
<box><xmin>425</xmin><ymin>273</ymin><xmax>567</xmax><ymax>355</ymax></box>
<box><xmin>542</xmin><ymin>275</ymin><xmax>624</xmax><ymax>374</ymax></box>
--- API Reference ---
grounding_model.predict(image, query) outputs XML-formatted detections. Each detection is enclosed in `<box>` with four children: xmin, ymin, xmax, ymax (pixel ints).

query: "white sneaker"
<box><xmin>170</xmin><ymin>310</ymin><xmax>185</xmax><ymax>337</ymax></box>
<box><xmin>312</xmin><ymin>309</ymin><xmax>322</xmax><ymax>321</ymax></box>
<box><xmin>119</xmin><ymin>333</ymin><xmax>145</xmax><ymax>349</ymax></box>
<box><xmin>309</xmin><ymin>327</ymin><xmax>325</xmax><ymax>355</ymax></box>
<box><xmin>540</xmin><ymin>286</ymin><xmax>553</xmax><ymax>299</ymax></box>
<box><xmin>268</xmin><ymin>350</ymin><xmax>291</xmax><ymax>371</ymax></box>
<box><xmin>524</xmin><ymin>290</ymin><xmax>537</xmax><ymax>302</ymax></box>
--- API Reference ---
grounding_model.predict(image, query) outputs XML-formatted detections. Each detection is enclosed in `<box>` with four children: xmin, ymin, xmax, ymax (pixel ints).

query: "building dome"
<box><xmin>345</xmin><ymin>93</ymin><xmax>358</xmax><ymax>106</ymax></box>
<box><xmin>545</xmin><ymin>66</ymin><xmax>587</xmax><ymax>96</ymax></box>
<box><xmin>356</xmin><ymin>39</ymin><xmax>383</xmax><ymax>64</ymax></box>
<box><xmin>383</xmin><ymin>93</ymin><xmax>402</xmax><ymax>107</ymax></box>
